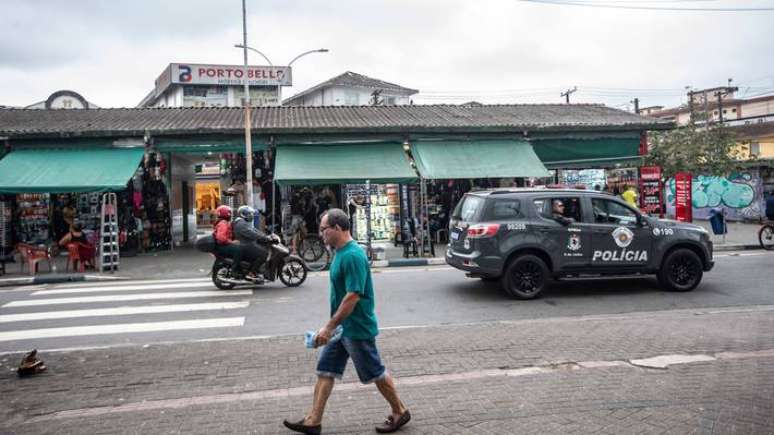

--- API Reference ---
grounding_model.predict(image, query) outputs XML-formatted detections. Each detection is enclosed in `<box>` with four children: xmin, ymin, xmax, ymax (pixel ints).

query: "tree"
<box><xmin>645</xmin><ymin>110</ymin><xmax>749</xmax><ymax>179</ymax></box>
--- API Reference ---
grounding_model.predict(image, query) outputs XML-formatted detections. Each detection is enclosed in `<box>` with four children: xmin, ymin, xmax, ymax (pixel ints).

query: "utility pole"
<box><xmin>241</xmin><ymin>0</ymin><xmax>254</xmax><ymax>207</ymax></box>
<box><xmin>632</xmin><ymin>98</ymin><xmax>640</xmax><ymax>114</ymax></box>
<box><xmin>716</xmin><ymin>79</ymin><xmax>738</xmax><ymax>124</ymax></box>
<box><xmin>561</xmin><ymin>87</ymin><xmax>577</xmax><ymax>104</ymax></box>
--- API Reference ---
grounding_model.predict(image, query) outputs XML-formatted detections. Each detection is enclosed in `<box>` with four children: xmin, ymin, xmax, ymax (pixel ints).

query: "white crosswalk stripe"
<box><xmin>0</xmin><ymin>301</ymin><xmax>250</xmax><ymax>323</ymax></box>
<box><xmin>0</xmin><ymin>318</ymin><xmax>245</xmax><ymax>342</ymax></box>
<box><xmin>4</xmin><ymin>290</ymin><xmax>253</xmax><ymax>307</ymax></box>
<box><xmin>0</xmin><ymin>278</ymin><xmax>257</xmax><ymax>344</ymax></box>
<box><xmin>32</xmin><ymin>281</ymin><xmax>215</xmax><ymax>295</ymax></box>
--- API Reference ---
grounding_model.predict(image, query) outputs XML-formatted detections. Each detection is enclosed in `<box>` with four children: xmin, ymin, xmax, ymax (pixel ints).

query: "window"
<box><xmin>344</xmin><ymin>91</ymin><xmax>359</xmax><ymax>105</ymax></box>
<box><xmin>591</xmin><ymin>198</ymin><xmax>638</xmax><ymax>226</ymax></box>
<box><xmin>452</xmin><ymin>195</ymin><xmax>485</xmax><ymax>223</ymax></box>
<box><xmin>534</xmin><ymin>197</ymin><xmax>582</xmax><ymax>222</ymax></box>
<box><xmin>385</xmin><ymin>96</ymin><xmax>396</xmax><ymax>105</ymax></box>
<box><xmin>487</xmin><ymin>199</ymin><xmax>523</xmax><ymax>220</ymax></box>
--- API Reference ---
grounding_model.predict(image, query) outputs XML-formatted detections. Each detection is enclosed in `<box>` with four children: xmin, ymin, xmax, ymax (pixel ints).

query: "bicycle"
<box><xmin>759</xmin><ymin>220</ymin><xmax>774</xmax><ymax>250</ymax></box>
<box><xmin>298</xmin><ymin>235</ymin><xmax>375</xmax><ymax>271</ymax></box>
<box><xmin>299</xmin><ymin>234</ymin><xmax>331</xmax><ymax>271</ymax></box>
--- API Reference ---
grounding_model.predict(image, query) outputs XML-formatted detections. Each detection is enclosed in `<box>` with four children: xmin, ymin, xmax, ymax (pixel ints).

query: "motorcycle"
<box><xmin>196</xmin><ymin>234</ymin><xmax>308</xmax><ymax>290</ymax></box>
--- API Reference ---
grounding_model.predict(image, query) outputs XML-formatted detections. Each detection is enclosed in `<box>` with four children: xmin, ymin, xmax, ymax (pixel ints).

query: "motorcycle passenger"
<box><xmin>233</xmin><ymin>205</ymin><xmax>273</xmax><ymax>277</ymax></box>
<box><xmin>213</xmin><ymin>205</ymin><xmax>244</xmax><ymax>278</ymax></box>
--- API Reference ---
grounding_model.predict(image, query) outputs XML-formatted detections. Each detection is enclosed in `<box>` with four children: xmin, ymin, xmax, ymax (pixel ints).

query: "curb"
<box><xmin>373</xmin><ymin>257</ymin><xmax>447</xmax><ymax>268</ymax></box>
<box><xmin>0</xmin><ymin>273</ymin><xmax>128</xmax><ymax>288</ymax></box>
<box><xmin>713</xmin><ymin>244</ymin><xmax>762</xmax><ymax>252</ymax></box>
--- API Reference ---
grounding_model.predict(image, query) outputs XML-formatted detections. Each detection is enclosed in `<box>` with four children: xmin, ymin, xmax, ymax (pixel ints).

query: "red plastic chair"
<box><xmin>16</xmin><ymin>243</ymin><xmax>53</xmax><ymax>275</ymax></box>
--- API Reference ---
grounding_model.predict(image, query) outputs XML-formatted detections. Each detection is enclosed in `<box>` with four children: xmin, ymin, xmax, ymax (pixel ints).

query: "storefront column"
<box><xmin>365</xmin><ymin>179</ymin><xmax>372</xmax><ymax>258</ymax></box>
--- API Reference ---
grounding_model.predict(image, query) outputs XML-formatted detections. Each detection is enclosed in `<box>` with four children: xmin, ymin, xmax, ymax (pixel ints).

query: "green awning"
<box><xmin>274</xmin><ymin>143</ymin><xmax>417</xmax><ymax>186</ymax></box>
<box><xmin>0</xmin><ymin>148</ymin><xmax>144</xmax><ymax>193</ymax></box>
<box><xmin>410</xmin><ymin>140</ymin><xmax>550</xmax><ymax>179</ymax></box>
<box><xmin>153</xmin><ymin>137</ymin><xmax>264</xmax><ymax>154</ymax></box>
<box><xmin>531</xmin><ymin>137</ymin><xmax>641</xmax><ymax>168</ymax></box>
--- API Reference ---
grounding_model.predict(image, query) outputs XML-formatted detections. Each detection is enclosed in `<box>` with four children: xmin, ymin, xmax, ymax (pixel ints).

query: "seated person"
<box><xmin>233</xmin><ymin>205</ymin><xmax>274</xmax><ymax>277</ymax></box>
<box><xmin>213</xmin><ymin>205</ymin><xmax>243</xmax><ymax>277</ymax></box>
<box><xmin>58</xmin><ymin>222</ymin><xmax>96</xmax><ymax>268</ymax></box>
<box><xmin>552</xmin><ymin>200</ymin><xmax>575</xmax><ymax>225</ymax></box>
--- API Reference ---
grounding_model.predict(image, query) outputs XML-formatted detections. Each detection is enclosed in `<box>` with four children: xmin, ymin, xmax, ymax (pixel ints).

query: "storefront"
<box><xmin>0</xmin><ymin>147</ymin><xmax>172</xmax><ymax>260</ymax></box>
<box><xmin>0</xmin><ymin>104</ymin><xmax>671</xmax><ymax>262</ymax></box>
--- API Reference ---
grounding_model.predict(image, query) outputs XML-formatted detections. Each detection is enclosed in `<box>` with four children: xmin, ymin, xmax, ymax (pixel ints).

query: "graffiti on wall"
<box><xmin>666</xmin><ymin>171</ymin><xmax>764</xmax><ymax>220</ymax></box>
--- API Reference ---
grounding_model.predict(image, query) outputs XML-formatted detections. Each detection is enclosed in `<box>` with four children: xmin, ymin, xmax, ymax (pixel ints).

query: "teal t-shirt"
<box><xmin>329</xmin><ymin>240</ymin><xmax>379</xmax><ymax>339</ymax></box>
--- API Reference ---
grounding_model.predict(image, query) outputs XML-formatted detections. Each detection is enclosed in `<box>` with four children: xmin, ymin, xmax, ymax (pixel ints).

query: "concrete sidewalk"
<box><xmin>0</xmin><ymin>219</ymin><xmax>765</xmax><ymax>287</ymax></box>
<box><xmin>1</xmin><ymin>306</ymin><xmax>772</xmax><ymax>434</ymax></box>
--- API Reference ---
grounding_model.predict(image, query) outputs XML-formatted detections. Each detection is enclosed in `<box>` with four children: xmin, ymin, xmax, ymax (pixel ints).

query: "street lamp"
<box><xmin>239</xmin><ymin>0</ymin><xmax>254</xmax><ymax>208</ymax></box>
<box><xmin>233</xmin><ymin>45</ymin><xmax>328</xmax><ymax>105</ymax></box>
<box><xmin>232</xmin><ymin>43</ymin><xmax>328</xmax><ymax>232</ymax></box>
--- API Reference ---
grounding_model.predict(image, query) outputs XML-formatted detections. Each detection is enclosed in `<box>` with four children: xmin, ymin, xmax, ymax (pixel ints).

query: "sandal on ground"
<box><xmin>283</xmin><ymin>418</ymin><xmax>321</xmax><ymax>435</ymax></box>
<box><xmin>375</xmin><ymin>410</ymin><xmax>411</xmax><ymax>433</ymax></box>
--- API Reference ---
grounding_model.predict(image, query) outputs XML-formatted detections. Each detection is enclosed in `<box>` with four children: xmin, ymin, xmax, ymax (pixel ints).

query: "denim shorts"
<box><xmin>316</xmin><ymin>337</ymin><xmax>386</xmax><ymax>384</ymax></box>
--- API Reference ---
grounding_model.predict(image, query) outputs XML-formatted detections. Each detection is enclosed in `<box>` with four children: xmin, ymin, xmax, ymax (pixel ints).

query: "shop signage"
<box><xmin>674</xmin><ymin>171</ymin><xmax>692</xmax><ymax>222</ymax></box>
<box><xmin>639</xmin><ymin>132</ymin><xmax>649</xmax><ymax>155</ymax></box>
<box><xmin>155</xmin><ymin>63</ymin><xmax>292</xmax><ymax>96</ymax></box>
<box><xmin>639</xmin><ymin>166</ymin><xmax>663</xmax><ymax>217</ymax></box>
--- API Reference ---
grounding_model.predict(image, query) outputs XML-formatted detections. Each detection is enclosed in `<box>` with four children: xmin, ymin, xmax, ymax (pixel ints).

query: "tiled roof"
<box><xmin>283</xmin><ymin>71</ymin><xmax>418</xmax><ymax>105</ymax></box>
<box><xmin>0</xmin><ymin>104</ymin><xmax>671</xmax><ymax>139</ymax></box>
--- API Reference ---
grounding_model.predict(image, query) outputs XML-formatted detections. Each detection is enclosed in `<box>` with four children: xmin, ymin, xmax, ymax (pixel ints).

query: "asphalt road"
<box><xmin>0</xmin><ymin>250</ymin><xmax>772</xmax><ymax>353</ymax></box>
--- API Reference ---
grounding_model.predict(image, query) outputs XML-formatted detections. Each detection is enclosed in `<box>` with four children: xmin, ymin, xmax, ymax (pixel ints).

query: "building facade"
<box><xmin>138</xmin><ymin>63</ymin><xmax>291</xmax><ymax>108</ymax></box>
<box><xmin>25</xmin><ymin>90</ymin><xmax>99</xmax><ymax>109</ymax></box>
<box><xmin>282</xmin><ymin>71</ymin><xmax>417</xmax><ymax>106</ymax></box>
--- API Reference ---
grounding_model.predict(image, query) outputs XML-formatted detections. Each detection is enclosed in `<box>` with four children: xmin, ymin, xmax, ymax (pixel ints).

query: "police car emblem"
<box><xmin>612</xmin><ymin>227</ymin><xmax>634</xmax><ymax>248</ymax></box>
<box><xmin>567</xmin><ymin>234</ymin><xmax>581</xmax><ymax>251</ymax></box>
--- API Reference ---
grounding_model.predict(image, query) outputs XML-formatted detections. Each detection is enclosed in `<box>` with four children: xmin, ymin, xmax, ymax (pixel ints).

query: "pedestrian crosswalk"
<box><xmin>0</xmin><ymin>278</ymin><xmax>258</xmax><ymax>345</ymax></box>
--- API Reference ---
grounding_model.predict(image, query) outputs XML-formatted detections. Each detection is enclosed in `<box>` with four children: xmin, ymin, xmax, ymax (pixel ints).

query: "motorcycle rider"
<box><xmin>233</xmin><ymin>205</ymin><xmax>274</xmax><ymax>278</ymax></box>
<box><xmin>213</xmin><ymin>205</ymin><xmax>244</xmax><ymax>278</ymax></box>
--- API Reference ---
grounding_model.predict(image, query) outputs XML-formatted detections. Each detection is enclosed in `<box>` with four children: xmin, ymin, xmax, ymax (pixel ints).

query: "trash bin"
<box><xmin>709</xmin><ymin>208</ymin><xmax>727</xmax><ymax>235</ymax></box>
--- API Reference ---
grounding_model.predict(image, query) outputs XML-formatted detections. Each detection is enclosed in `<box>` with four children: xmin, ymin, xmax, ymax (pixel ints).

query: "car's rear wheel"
<box><xmin>501</xmin><ymin>255</ymin><xmax>549</xmax><ymax>299</ymax></box>
<box><xmin>658</xmin><ymin>248</ymin><xmax>703</xmax><ymax>292</ymax></box>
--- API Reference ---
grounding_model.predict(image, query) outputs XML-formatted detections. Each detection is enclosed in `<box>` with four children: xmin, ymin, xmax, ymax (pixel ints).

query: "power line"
<box><xmin>520</xmin><ymin>0</ymin><xmax>774</xmax><ymax>11</ymax></box>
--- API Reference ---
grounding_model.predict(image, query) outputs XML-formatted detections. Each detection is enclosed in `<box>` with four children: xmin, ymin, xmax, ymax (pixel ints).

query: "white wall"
<box><xmin>292</xmin><ymin>86</ymin><xmax>411</xmax><ymax>106</ymax></box>
<box><xmin>170</xmin><ymin>154</ymin><xmax>197</xmax><ymax>245</ymax></box>
<box><xmin>743</xmin><ymin>100</ymin><xmax>774</xmax><ymax>118</ymax></box>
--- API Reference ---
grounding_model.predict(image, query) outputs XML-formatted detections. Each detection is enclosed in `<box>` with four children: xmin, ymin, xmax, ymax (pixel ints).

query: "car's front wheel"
<box><xmin>501</xmin><ymin>255</ymin><xmax>549</xmax><ymax>299</ymax></box>
<box><xmin>658</xmin><ymin>248</ymin><xmax>703</xmax><ymax>292</ymax></box>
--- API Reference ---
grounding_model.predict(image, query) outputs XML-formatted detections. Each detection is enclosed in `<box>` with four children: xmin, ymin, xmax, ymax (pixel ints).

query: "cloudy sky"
<box><xmin>1</xmin><ymin>0</ymin><xmax>773</xmax><ymax>110</ymax></box>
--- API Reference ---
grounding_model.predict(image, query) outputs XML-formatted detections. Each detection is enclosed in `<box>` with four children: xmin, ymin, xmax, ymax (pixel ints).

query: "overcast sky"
<box><xmin>1</xmin><ymin>0</ymin><xmax>773</xmax><ymax>110</ymax></box>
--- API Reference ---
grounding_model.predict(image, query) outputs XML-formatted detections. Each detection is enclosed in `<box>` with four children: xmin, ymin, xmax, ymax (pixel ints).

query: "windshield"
<box><xmin>452</xmin><ymin>195</ymin><xmax>485</xmax><ymax>223</ymax></box>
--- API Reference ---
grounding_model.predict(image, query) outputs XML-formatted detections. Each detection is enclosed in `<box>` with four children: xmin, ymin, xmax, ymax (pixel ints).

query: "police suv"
<box><xmin>446</xmin><ymin>188</ymin><xmax>714</xmax><ymax>299</ymax></box>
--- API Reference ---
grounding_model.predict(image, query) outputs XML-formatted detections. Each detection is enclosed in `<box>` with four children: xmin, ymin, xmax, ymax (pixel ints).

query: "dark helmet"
<box><xmin>237</xmin><ymin>205</ymin><xmax>255</xmax><ymax>221</ymax></box>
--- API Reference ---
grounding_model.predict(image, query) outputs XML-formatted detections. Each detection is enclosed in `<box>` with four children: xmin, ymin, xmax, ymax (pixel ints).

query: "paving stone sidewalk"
<box><xmin>1</xmin><ymin>307</ymin><xmax>773</xmax><ymax>434</ymax></box>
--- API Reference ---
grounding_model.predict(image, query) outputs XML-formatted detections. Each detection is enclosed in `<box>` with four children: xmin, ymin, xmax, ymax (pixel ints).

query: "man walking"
<box><xmin>283</xmin><ymin>208</ymin><xmax>410</xmax><ymax>434</ymax></box>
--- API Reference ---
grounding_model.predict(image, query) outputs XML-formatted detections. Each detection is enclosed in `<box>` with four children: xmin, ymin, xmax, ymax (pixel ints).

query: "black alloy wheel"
<box><xmin>502</xmin><ymin>254</ymin><xmax>549</xmax><ymax>300</ymax></box>
<box><xmin>279</xmin><ymin>259</ymin><xmax>308</xmax><ymax>287</ymax></box>
<box><xmin>759</xmin><ymin>224</ymin><xmax>774</xmax><ymax>251</ymax></box>
<box><xmin>658</xmin><ymin>248</ymin><xmax>703</xmax><ymax>292</ymax></box>
<box><xmin>212</xmin><ymin>264</ymin><xmax>236</xmax><ymax>290</ymax></box>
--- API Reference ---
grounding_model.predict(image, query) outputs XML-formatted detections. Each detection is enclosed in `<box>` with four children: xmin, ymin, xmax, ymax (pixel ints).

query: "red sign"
<box><xmin>639</xmin><ymin>132</ymin><xmax>649</xmax><ymax>156</ymax></box>
<box><xmin>674</xmin><ymin>172</ymin><xmax>692</xmax><ymax>222</ymax></box>
<box><xmin>639</xmin><ymin>166</ymin><xmax>663</xmax><ymax>217</ymax></box>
